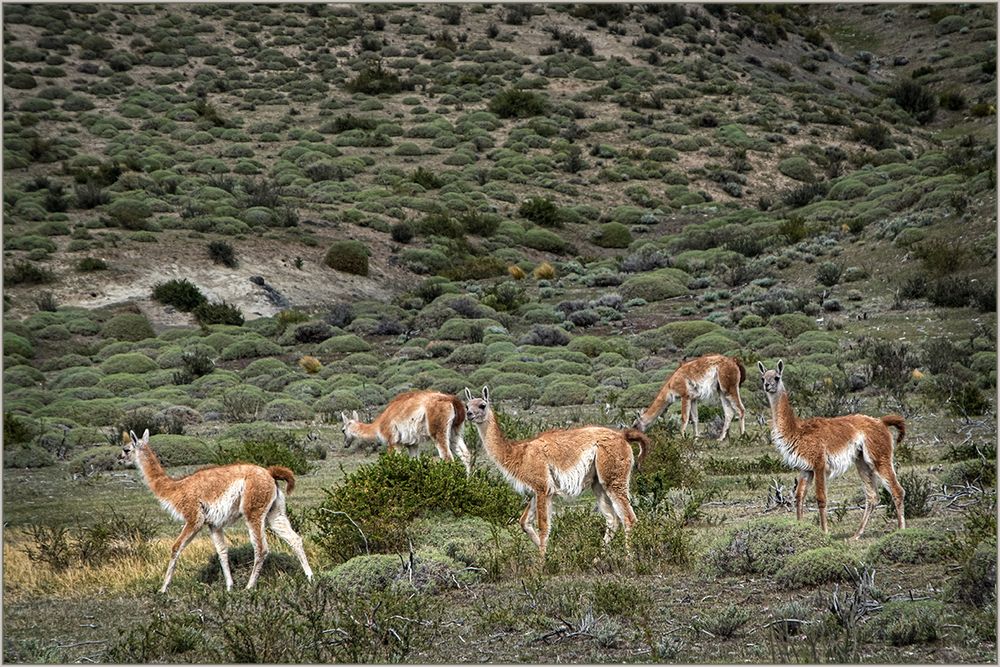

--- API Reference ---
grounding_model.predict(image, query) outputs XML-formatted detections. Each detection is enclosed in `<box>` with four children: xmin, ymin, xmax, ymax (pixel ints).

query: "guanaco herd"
<box><xmin>119</xmin><ymin>353</ymin><xmax>907</xmax><ymax>590</ymax></box>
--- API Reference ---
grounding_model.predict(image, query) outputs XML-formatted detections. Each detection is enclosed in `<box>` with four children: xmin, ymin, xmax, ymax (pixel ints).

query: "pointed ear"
<box><xmin>776</xmin><ymin>359</ymin><xmax>784</xmax><ymax>375</ymax></box>
<box><xmin>482</xmin><ymin>385</ymin><xmax>490</xmax><ymax>403</ymax></box>
<box><xmin>128</xmin><ymin>430</ymin><xmax>138</xmax><ymax>445</ymax></box>
<box><xmin>757</xmin><ymin>361</ymin><xmax>767</xmax><ymax>375</ymax></box>
<box><xmin>340</xmin><ymin>411</ymin><xmax>348</xmax><ymax>424</ymax></box>
<box><xmin>464</xmin><ymin>387</ymin><xmax>473</xmax><ymax>402</ymax></box>
<box><xmin>352</xmin><ymin>410</ymin><xmax>360</xmax><ymax>421</ymax></box>
<box><xmin>141</xmin><ymin>429</ymin><xmax>150</xmax><ymax>444</ymax></box>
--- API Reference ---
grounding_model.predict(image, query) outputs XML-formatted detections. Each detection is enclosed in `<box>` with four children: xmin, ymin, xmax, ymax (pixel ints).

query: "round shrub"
<box><xmin>869</xmin><ymin>600</ymin><xmax>946</xmax><ymax>646</ymax></box>
<box><xmin>663</xmin><ymin>320</ymin><xmax>721</xmax><ymax>347</ymax></box>
<box><xmin>317</xmin><ymin>334</ymin><xmax>372</xmax><ymax>354</ymax></box>
<box><xmin>777</xmin><ymin>157</ymin><xmax>815</xmax><ymax>182</ymax></box>
<box><xmin>775</xmin><ymin>546</ymin><xmax>863</xmax><ymax>589</ymax></box>
<box><xmin>522</xmin><ymin>228</ymin><xmax>569</xmax><ymax>254</ymax></box>
<box><xmin>106</xmin><ymin>197</ymin><xmax>153</xmax><ymax>230</ymax></box>
<box><xmin>100</xmin><ymin>352</ymin><xmax>158</xmax><ymax>375</ymax></box>
<box><xmin>262</xmin><ymin>397</ymin><xmax>313</xmax><ymax>422</ymax></box>
<box><xmin>684</xmin><ymin>332</ymin><xmax>739</xmax><ymax>357</ymax></box>
<box><xmin>98</xmin><ymin>373</ymin><xmax>150</xmax><ymax>396</ymax></box>
<box><xmin>768</xmin><ymin>313</ymin><xmax>816</xmax><ymax>339</ymax></box>
<box><xmin>151</xmin><ymin>279</ymin><xmax>207</xmax><ymax>312</ymax></box>
<box><xmin>539</xmin><ymin>381</ymin><xmax>592</xmax><ymax>406</ymax></box>
<box><xmin>193</xmin><ymin>301</ymin><xmax>244</xmax><ymax>326</ymax></box>
<box><xmin>4</xmin><ymin>443</ymin><xmax>55</xmax><ymax>469</ymax></box>
<box><xmin>68</xmin><ymin>446</ymin><xmax>121</xmax><ymax>476</ymax></box>
<box><xmin>951</xmin><ymin>537</ymin><xmax>997</xmax><ymax>606</ymax></box>
<box><xmin>4</xmin><ymin>333</ymin><xmax>34</xmax><ymax>358</ymax></box>
<box><xmin>867</xmin><ymin>528</ymin><xmax>957</xmax><ymax>564</ymax></box>
<box><xmin>704</xmin><ymin>518</ymin><xmax>831</xmax><ymax>576</ymax></box>
<box><xmin>100</xmin><ymin>313</ymin><xmax>155</xmax><ymax>342</ymax></box>
<box><xmin>593</xmin><ymin>222</ymin><xmax>633</xmax><ymax>249</ymax></box>
<box><xmin>149</xmin><ymin>434</ymin><xmax>214</xmax><ymax>466</ymax></box>
<box><xmin>324</xmin><ymin>240</ymin><xmax>369</xmax><ymax>276</ymax></box>
<box><xmin>621</xmin><ymin>268</ymin><xmax>691</xmax><ymax>302</ymax></box>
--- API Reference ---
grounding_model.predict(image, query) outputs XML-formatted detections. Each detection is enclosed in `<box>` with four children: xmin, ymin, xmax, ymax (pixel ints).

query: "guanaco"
<box><xmin>340</xmin><ymin>390</ymin><xmax>472</xmax><ymax>472</ymax></box>
<box><xmin>464</xmin><ymin>386</ymin><xmax>649</xmax><ymax>557</ymax></box>
<box><xmin>119</xmin><ymin>430</ymin><xmax>313</xmax><ymax>591</ymax></box>
<box><xmin>758</xmin><ymin>360</ymin><xmax>906</xmax><ymax>538</ymax></box>
<box><xmin>634</xmin><ymin>354</ymin><xmax>746</xmax><ymax>440</ymax></box>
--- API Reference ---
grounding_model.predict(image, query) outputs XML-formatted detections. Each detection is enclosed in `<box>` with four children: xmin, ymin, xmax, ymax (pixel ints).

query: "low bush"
<box><xmin>867</xmin><ymin>528</ymin><xmax>957</xmax><ymax>564</ymax></box>
<box><xmin>593</xmin><ymin>222</ymin><xmax>633</xmax><ymax>248</ymax></box>
<box><xmin>869</xmin><ymin>601</ymin><xmax>946</xmax><ymax>645</ymax></box>
<box><xmin>208</xmin><ymin>240</ymin><xmax>237</xmax><ymax>268</ymax></box>
<box><xmin>193</xmin><ymin>301</ymin><xmax>244</xmax><ymax>326</ymax></box>
<box><xmin>775</xmin><ymin>546</ymin><xmax>862</xmax><ymax>588</ymax></box>
<box><xmin>692</xmin><ymin>605</ymin><xmax>753</xmax><ymax>639</ymax></box>
<box><xmin>881</xmin><ymin>470</ymin><xmax>933</xmax><ymax>519</ymax></box>
<box><xmin>488</xmin><ymin>88</ymin><xmax>549</xmax><ymax>118</ymax></box>
<box><xmin>311</xmin><ymin>455</ymin><xmax>522</xmax><ymax>562</ymax></box>
<box><xmin>324</xmin><ymin>240</ymin><xmax>369</xmax><ymax>276</ymax></box>
<box><xmin>214</xmin><ymin>430</ymin><xmax>313</xmax><ymax>474</ymax></box>
<box><xmin>4</xmin><ymin>260</ymin><xmax>55</xmax><ymax>286</ymax></box>
<box><xmin>152</xmin><ymin>279</ymin><xmax>207</xmax><ymax>312</ymax></box>
<box><xmin>77</xmin><ymin>257</ymin><xmax>108</xmax><ymax>271</ymax></box>
<box><xmin>518</xmin><ymin>197</ymin><xmax>562</xmax><ymax>228</ymax></box>
<box><xmin>704</xmin><ymin>518</ymin><xmax>831</xmax><ymax>576</ymax></box>
<box><xmin>889</xmin><ymin>80</ymin><xmax>938</xmax><ymax>124</ymax></box>
<box><xmin>632</xmin><ymin>427</ymin><xmax>702</xmax><ymax>505</ymax></box>
<box><xmin>620</xmin><ymin>268</ymin><xmax>690</xmax><ymax>302</ymax></box>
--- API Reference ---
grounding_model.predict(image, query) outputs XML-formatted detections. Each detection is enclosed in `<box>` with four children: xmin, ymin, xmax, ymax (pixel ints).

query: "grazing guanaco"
<box><xmin>634</xmin><ymin>354</ymin><xmax>746</xmax><ymax>440</ymax></box>
<box><xmin>758</xmin><ymin>360</ymin><xmax>906</xmax><ymax>538</ymax></box>
<box><xmin>118</xmin><ymin>430</ymin><xmax>312</xmax><ymax>591</ymax></box>
<box><xmin>464</xmin><ymin>386</ymin><xmax>649</xmax><ymax>557</ymax></box>
<box><xmin>340</xmin><ymin>390</ymin><xmax>472</xmax><ymax>473</ymax></box>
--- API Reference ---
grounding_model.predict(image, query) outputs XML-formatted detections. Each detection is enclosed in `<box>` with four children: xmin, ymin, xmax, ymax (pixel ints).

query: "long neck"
<box><xmin>638</xmin><ymin>383</ymin><xmax>677</xmax><ymax>430</ymax></box>
<box><xmin>136</xmin><ymin>446</ymin><xmax>177</xmax><ymax>498</ymax></box>
<box><xmin>354</xmin><ymin>421</ymin><xmax>382</xmax><ymax>443</ymax></box>
<box><xmin>767</xmin><ymin>385</ymin><xmax>798</xmax><ymax>436</ymax></box>
<box><xmin>477</xmin><ymin>408</ymin><xmax>523</xmax><ymax>472</ymax></box>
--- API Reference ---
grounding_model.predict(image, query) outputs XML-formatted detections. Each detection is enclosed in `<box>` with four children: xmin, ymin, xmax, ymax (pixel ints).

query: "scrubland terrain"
<box><xmin>2</xmin><ymin>3</ymin><xmax>996</xmax><ymax>663</ymax></box>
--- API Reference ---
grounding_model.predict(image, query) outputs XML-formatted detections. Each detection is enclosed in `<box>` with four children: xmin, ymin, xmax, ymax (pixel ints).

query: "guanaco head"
<box><xmin>463</xmin><ymin>386</ymin><xmax>491</xmax><ymax>424</ymax></box>
<box><xmin>339</xmin><ymin>410</ymin><xmax>362</xmax><ymax>448</ymax></box>
<box><xmin>118</xmin><ymin>429</ymin><xmax>150</xmax><ymax>466</ymax></box>
<box><xmin>757</xmin><ymin>359</ymin><xmax>784</xmax><ymax>395</ymax></box>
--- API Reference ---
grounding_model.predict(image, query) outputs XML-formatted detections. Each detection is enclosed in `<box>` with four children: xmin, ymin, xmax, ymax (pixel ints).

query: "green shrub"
<box><xmin>318</xmin><ymin>334</ymin><xmax>372</xmax><ymax>354</ymax></box>
<box><xmin>870</xmin><ymin>601</ymin><xmax>946</xmax><ymax>646</ymax></box>
<box><xmin>196</xmin><ymin>542</ymin><xmax>301</xmax><ymax>586</ymax></box>
<box><xmin>327</xmin><ymin>548</ymin><xmax>477</xmax><ymax>594</ymax></box>
<box><xmin>345</xmin><ymin>60</ymin><xmax>402</xmax><ymax>95</ymax></box>
<box><xmin>593</xmin><ymin>222</ymin><xmax>633</xmax><ymax>248</ymax></box>
<box><xmin>632</xmin><ymin>427</ymin><xmax>702</xmax><ymax>506</ymax></box>
<box><xmin>77</xmin><ymin>257</ymin><xmax>108</xmax><ymax>271</ymax></box>
<box><xmin>149</xmin><ymin>435</ymin><xmax>214</xmax><ymax>466</ymax></box>
<box><xmin>214</xmin><ymin>430</ymin><xmax>313</xmax><ymax>474</ymax></box>
<box><xmin>952</xmin><ymin>537</ymin><xmax>997</xmax><ymax>606</ymax></box>
<box><xmin>775</xmin><ymin>546</ymin><xmax>863</xmax><ymax>589</ymax></box>
<box><xmin>518</xmin><ymin>197</ymin><xmax>562</xmax><ymax>228</ymax></box>
<box><xmin>68</xmin><ymin>446</ymin><xmax>121</xmax><ymax>476</ymax></box>
<box><xmin>522</xmin><ymin>228</ymin><xmax>569</xmax><ymax>253</ymax></box>
<box><xmin>152</xmin><ymin>279</ymin><xmax>207</xmax><ymax>312</ymax></box>
<box><xmin>889</xmin><ymin>80</ymin><xmax>938</xmax><ymax>124</ymax></box>
<box><xmin>311</xmin><ymin>455</ymin><xmax>522</xmax><ymax>563</ymax></box>
<box><xmin>100</xmin><ymin>352</ymin><xmax>158</xmax><ymax>375</ymax></box>
<box><xmin>488</xmin><ymin>88</ymin><xmax>549</xmax><ymax>118</ymax></box>
<box><xmin>815</xmin><ymin>261</ymin><xmax>842</xmax><ymax>286</ymax></box>
<box><xmin>193</xmin><ymin>301</ymin><xmax>244</xmax><ymax>326</ymax></box>
<box><xmin>207</xmin><ymin>240</ymin><xmax>237</xmax><ymax>268</ymax></box>
<box><xmin>538</xmin><ymin>381</ymin><xmax>591</xmax><ymax>406</ymax></box>
<box><xmin>324</xmin><ymin>240</ymin><xmax>369</xmax><ymax>276</ymax></box>
<box><xmin>100</xmin><ymin>313</ymin><xmax>155</xmax><ymax>342</ymax></box>
<box><xmin>692</xmin><ymin>605</ymin><xmax>753</xmax><ymax>639</ymax></box>
<box><xmin>881</xmin><ymin>470</ymin><xmax>933</xmax><ymax>519</ymax></box>
<box><xmin>777</xmin><ymin>157</ymin><xmax>815</xmax><ymax>182</ymax></box>
<box><xmin>4</xmin><ymin>333</ymin><xmax>34</xmax><ymax>358</ymax></box>
<box><xmin>704</xmin><ymin>518</ymin><xmax>831</xmax><ymax>576</ymax></box>
<box><xmin>868</xmin><ymin>528</ymin><xmax>957</xmax><ymax>564</ymax></box>
<box><xmin>769</xmin><ymin>313</ymin><xmax>816</xmax><ymax>339</ymax></box>
<box><xmin>4</xmin><ymin>444</ymin><xmax>55</xmax><ymax>469</ymax></box>
<box><xmin>4</xmin><ymin>260</ymin><xmax>55</xmax><ymax>286</ymax></box>
<box><xmin>662</xmin><ymin>320</ymin><xmax>720</xmax><ymax>347</ymax></box>
<box><xmin>620</xmin><ymin>268</ymin><xmax>690</xmax><ymax>302</ymax></box>
<box><xmin>106</xmin><ymin>198</ymin><xmax>153</xmax><ymax>230</ymax></box>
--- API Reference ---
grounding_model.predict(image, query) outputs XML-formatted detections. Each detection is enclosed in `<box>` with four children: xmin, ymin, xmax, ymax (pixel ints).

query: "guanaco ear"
<box><xmin>776</xmin><ymin>359</ymin><xmax>784</xmax><ymax>376</ymax></box>
<box><xmin>757</xmin><ymin>361</ymin><xmax>767</xmax><ymax>375</ymax></box>
<box><xmin>137</xmin><ymin>429</ymin><xmax>150</xmax><ymax>447</ymax></box>
<box><xmin>127</xmin><ymin>430</ymin><xmax>138</xmax><ymax>446</ymax></box>
<box><xmin>352</xmin><ymin>410</ymin><xmax>360</xmax><ymax>421</ymax></box>
<box><xmin>481</xmin><ymin>385</ymin><xmax>490</xmax><ymax>403</ymax></box>
<box><xmin>339</xmin><ymin>411</ymin><xmax>348</xmax><ymax>424</ymax></box>
<box><xmin>464</xmin><ymin>387</ymin><xmax>473</xmax><ymax>402</ymax></box>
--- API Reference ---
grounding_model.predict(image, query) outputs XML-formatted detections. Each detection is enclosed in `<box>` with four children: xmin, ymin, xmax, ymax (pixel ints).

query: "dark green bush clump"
<box><xmin>214</xmin><ymin>431</ymin><xmax>313</xmax><ymax>475</ymax></box>
<box><xmin>870</xmin><ymin>601</ymin><xmax>946</xmax><ymax>646</ymax></box>
<box><xmin>867</xmin><ymin>528</ymin><xmax>957</xmax><ymax>564</ymax></box>
<box><xmin>632</xmin><ymin>427</ymin><xmax>701</xmax><ymax>506</ymax></box>
<box><xmin>390</xmin><ymin>222</ymin><xmax>414</xmax><ymax>243</ymax></box>
<box><xmin>324</xmin><ymin>240</ymin><xmax>369</xmax><ymax>276</ymax></box>
<box><xmin>593</xmin><ymin>222</ymin><xmax>633</xmax><ymax>248</ymax></box>
<box><xmin>77</xmin><ymin>257</ymin><xmax>108</xmax><ymax>271</ymax></box>
<box><xmin>345</xmin><ymin>60</ymin><xmax>402</xmax><ymax>95</ymax></box>
<box><xmin>152</xmin><ymin>279</ymin><xmax>207</xmax><ymax>312</ymax></box>
<box><xmin>519</xmin><ymin>197</ymin><xmax>562</xmax><ymax>228</ymax></box>
<box><xmin>775</xmin><ymin>546</ymin><xmax>862</xmax><ymax>588</ymax></box>
<box><xmin>889</xmin><ymin>80</ymin><xmax>938</xmax><ymax>124</ymax></box>
<box><xmin>208</xmin><ymin>241</ymin><xmax>237</xmax><ymax>268</ymax></box>
<box><xmin>5</xmin><ymin>260</ymin><xmax>55</xmax><ymax>286</ymax></box>
<box><xmin>488</xmin><ymin>88</ymin><xmax>549</xmax><ymax>118</ymax></box>
<box><xmin>194</xmin><ymin>301</ymin><xmax>244</xmax><ymax>326</ymax></box>
<box><xmin>311</xmin><ymin>454</ymin><xmax>522</xmax><ymax>563</ymax></box>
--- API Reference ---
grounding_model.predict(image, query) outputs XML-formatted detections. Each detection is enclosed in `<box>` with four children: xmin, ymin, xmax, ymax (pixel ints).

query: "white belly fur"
<box><xmin>547</xmin><ymin>447</ymin><xmax>598</xmax><ymax>498</ymax></box>
<box><xmin>391</xmin><ymin>407</ymin><xmax>430</xmax><ymax>446</ymax></box>
<box><xmin>687</xmin><ymin>368</ymin><xmax>720</xmax><ymax>401</ymax></box>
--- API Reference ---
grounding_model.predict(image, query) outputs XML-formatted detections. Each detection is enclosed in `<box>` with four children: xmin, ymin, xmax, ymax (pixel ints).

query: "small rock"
<box><xmin>893</xmin><ymin>55</ymin><xmax>909</xmax><ymax>66</ymax></box>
